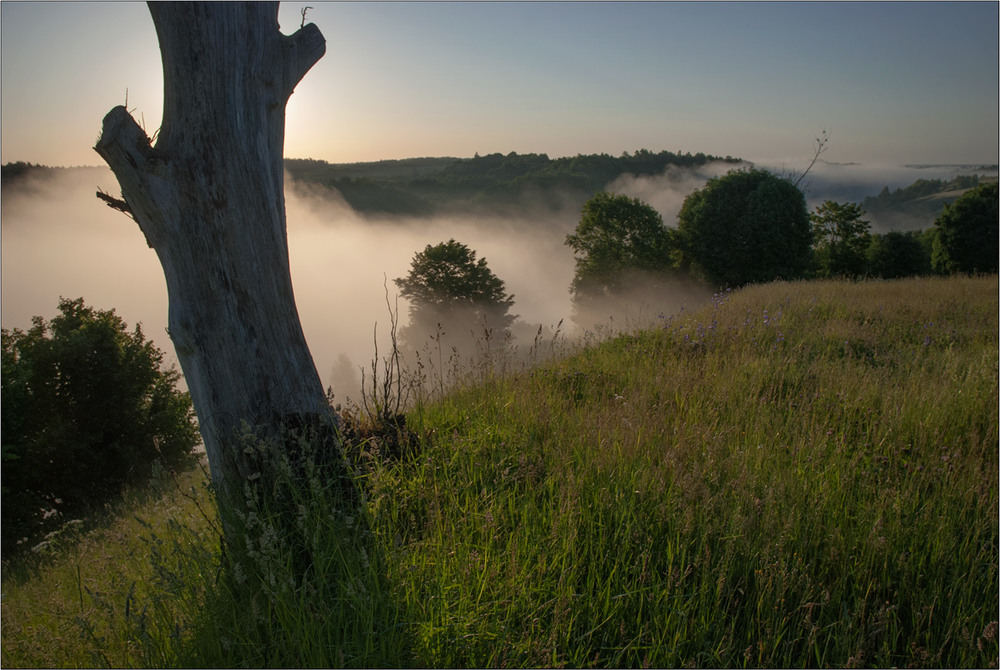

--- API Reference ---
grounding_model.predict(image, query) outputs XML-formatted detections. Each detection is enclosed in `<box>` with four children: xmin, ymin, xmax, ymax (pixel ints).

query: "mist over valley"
<box><xmin>2</xmin><ymin>156</ymin><xmax>995</xmax><ymax>401</ymax></box>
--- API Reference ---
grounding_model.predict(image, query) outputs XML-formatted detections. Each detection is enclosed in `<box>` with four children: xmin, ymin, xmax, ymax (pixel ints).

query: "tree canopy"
<box><xmin>811</xmin><ymin>200</ymin><xmax>871</xmax><ymax>278</ymax></box>
<box><xmin>565</xmin><ymin>192</ymin><xmax>676</xmax><ymax>299</ymax></box>
<box><xmin>931</xmin><ymin>182</ymin><xmax>999</xmax><ymax>275</ymax></box>
<box><xmin>394</xmin><ymin>239</ymin><xmax>516</xmax><ymax>334</ymax></box>
<box><xmin>866</xmin><ymin>230</ymin><xmax>933</xmax><ymax>279</ymax></box>
<box><xmin>675</xmin><ymin>168</ymin><xmax>812</xmax><ymax>287</ymax></box>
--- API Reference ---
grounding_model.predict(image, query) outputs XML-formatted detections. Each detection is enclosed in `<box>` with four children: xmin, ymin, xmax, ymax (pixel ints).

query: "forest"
<box><xmin>283</xmin><ymin>149</ymin><xmax>742</xmax><ymax>216</ymax></box>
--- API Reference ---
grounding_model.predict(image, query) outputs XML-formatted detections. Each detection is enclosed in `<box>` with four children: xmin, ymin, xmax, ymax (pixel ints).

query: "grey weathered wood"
<box><xmin>94</xmin><ymin>2</ymin><xmax>333</xmax><ymax>495</ymax></box>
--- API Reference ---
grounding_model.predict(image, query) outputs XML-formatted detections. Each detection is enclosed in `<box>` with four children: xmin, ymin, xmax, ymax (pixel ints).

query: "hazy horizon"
<box><xmin>2</xmin><ymin>2</ymin><xmax>997</xmax><ymax>168</ymax></box>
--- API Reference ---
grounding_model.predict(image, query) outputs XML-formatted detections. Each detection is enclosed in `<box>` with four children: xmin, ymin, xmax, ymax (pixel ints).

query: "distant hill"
<box><xmin>2</xmin><ymin>152</ymin><xmax>741</xmax><ymax>219</ymax></box>
<box><xmin>6</xmin><ymin>157</ymin><xmax>993</xmax><ymax>232</ymax></box>
<box><xmin>284</xmin><ymin>149</ymin><xmax>741</xmax><ymax>217</ymax></box>
<box><xmin>859</xmin><ymin>173</ymin><xmax>997</xmax><ymax>231</ymax></box>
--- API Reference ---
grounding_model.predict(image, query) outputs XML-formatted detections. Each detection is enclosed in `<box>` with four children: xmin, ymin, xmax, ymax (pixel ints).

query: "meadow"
<box><xmin>2</xmin><ymin>275</ymin><xmax>997</xmax><ymax>668</ymax></box>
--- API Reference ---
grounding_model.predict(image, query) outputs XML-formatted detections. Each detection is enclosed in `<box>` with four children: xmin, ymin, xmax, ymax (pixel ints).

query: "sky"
<box><xmin>1</xmin><ymin>1</ymin><xmax>998</xmax><ymax>168</ymax></box>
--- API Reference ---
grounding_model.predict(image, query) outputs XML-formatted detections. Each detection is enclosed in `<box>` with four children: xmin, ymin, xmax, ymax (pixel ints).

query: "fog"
<box><xmin>283</xmin><ymin>178</ymin><xmax>584</xmax><ymax>402</ymax></box>
<box><xmin>765</xmin><ymin>160</ymin><xmax>999</xmax><ymax>232</ymax></box>
<box><xmin>2</xmin><ymin>168</ymin><xmax>615</xmax><ymax>403</ymax></box>
<box><xmin>608</xmin><ymin>161</ymin><xmax>734</xmax><ymax>225</ymax></box>
<box><xmin>3</xmin><ymin>160</ymin><xmax>994</xmax><ymax>402</ymax></box>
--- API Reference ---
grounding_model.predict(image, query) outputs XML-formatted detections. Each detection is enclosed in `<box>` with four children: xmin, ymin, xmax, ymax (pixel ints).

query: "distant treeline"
<box><xmin>284</xmin><ymin>149</ymin><xmax>742</xmax><ymax>216</ymax></box>
<box><xmin>1</xmin><ymin>161</ymin><xmax>50</xmax><ymax>186</ymax></box>
<box><xmin>1</xmin><ymin>162</ymin><xmax>105</xmax><ymax>191</ymax></box>
<box><xmin>860</xmin><ymin>174</ymin><xmax>995</xmax><ymax>229</ymax></box>
<box><xmin>3</xmin><ymin>157</ymin><xmax>994</xmax><ymax>229</ymax></box>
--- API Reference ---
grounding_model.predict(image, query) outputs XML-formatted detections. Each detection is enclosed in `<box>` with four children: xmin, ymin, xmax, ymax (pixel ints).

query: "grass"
<box><xmin>0</xmin><ymin>462</ymin><xmax>220</xmax><ymax>668</ymax></box>
<box><xmin>2</xmin><ymin>275</ymin><xmax>997</xmax><ymax>668</ymax></box>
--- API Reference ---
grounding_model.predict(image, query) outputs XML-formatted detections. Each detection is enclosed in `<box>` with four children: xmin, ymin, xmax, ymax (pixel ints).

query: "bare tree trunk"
<box><xmin>94</xmin><ymin>2</ymin><xmax>335</xmax><ymax>499</ymax></box>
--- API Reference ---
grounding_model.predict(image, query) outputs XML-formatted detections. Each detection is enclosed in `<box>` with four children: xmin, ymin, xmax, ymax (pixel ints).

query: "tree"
<box><xmin>866</xmin><ymin>231</ymin><xmax>931</xmax><ymax>279</ymax></box>
<box><xmin>676</xmin><ymin>168</ymin><xmax>812</xmax><ymax>287</ymax></box>
<box><xmin>565</xmin><ymin>192</ymin><xmax>677</xmax><ymax>299</ymax></box>
<box><xmin>394</xmin><ymin>239</ymin><xmax>516</xmax><ymax>338</ymax></box>
<box><xmin>93</xmin><ymin>3</ymin><xmax>339</xmax><ymax>504</ymax></box>
<box><xmin>2</xmin><ymin>298</ymin><xmax>198</xmax><ymax>555</ymax></box>
<box><xmin>931</xmin><ymin>182</ymin><xmax>999</xmax><ymax>274</ymax></box>
<box><xmin>811</xmin><ymin>200</ymin><xmax>871</xmax><ymax>278</ymax></box>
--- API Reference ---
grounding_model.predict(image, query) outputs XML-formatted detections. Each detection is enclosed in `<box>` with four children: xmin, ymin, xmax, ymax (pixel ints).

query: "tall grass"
<box><xmin>0</xmin><ymin>462</ymin><xmax>219</xmax><ymax>667</ymax></box>
<box><xmin>2</xmin><ymin>276</ymin><xmax>997</xmax><ymax>668</ymax></box>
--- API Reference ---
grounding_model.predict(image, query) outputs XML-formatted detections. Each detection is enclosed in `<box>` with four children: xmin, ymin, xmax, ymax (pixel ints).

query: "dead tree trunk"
<box><xmin>94</xmin><ymin>2</ymin><xmax>335</xmax><ymax>500</ymax></box>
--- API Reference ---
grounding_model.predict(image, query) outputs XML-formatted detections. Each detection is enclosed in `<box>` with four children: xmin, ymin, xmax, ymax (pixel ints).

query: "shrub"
<box><xmin>2</xmin><ymin>297</ymin><xmax>199</xmax><ymax>554</ymax></box>
<box><xmin>931</xmin><ymin>181</ymin><xmax>999</xmax><ymax>274</ymax></box>
<box><xmin>866</xmin><ymin>230</ymin><xmax>932</xmax><ymax>278</ymax></box>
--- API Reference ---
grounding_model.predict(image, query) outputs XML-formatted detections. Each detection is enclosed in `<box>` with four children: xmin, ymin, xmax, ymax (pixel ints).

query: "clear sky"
<box><xmin>2</xmin><ymin>1</ymin><xmax>997</xmax><ymax>168</ymax></box>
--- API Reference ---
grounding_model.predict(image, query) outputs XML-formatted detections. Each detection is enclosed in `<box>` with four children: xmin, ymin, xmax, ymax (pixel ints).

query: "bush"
<box><xmin>2</xmin><ymin>298</ymin><xmax>199</xmax><ymax>555</ymax></box>
<box><xmin>931</xmin><ymin>181</ymin><xmax>999</xmax><ymax>274</ymax></box>
<box><xmin>866</xmin><ymin>230</ymin><xmax>932</xmax><ymax>278</ymax></box>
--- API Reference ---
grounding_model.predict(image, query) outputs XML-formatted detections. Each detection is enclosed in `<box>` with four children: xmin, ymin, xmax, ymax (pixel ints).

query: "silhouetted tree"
<box><xmin>395</xmin><ymin>239</ymin><xmax>516</xmax><ymax>345</ymax></box>
<box><xmin>676</xmin><ymin>168</ymin><xmax>812</xmax><ymax>287</ymax></box>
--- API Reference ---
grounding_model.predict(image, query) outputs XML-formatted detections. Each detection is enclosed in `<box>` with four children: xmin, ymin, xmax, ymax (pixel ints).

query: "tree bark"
<box><xmin>94</xmin><ymin>2</ymin><xmax>334</xmax><ymax>497</ymax></box>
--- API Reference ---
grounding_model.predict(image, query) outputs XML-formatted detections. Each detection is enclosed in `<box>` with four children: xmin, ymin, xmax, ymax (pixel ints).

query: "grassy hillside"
<box><xmin>2</xmin><ymin>276</ymin><xmax>997</xmax><ymax>668</ymax></box>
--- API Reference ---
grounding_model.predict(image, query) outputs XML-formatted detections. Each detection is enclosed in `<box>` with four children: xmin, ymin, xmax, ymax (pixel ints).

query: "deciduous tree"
<box><xmin>931</xmin><ymin>182</ymin><xmax>999</xmax><ymax>274</ymax></box>
<box><xmin>811</xmin><ymin>200</ymin><xmax>871</xmax><ymax>278</ymax></box>
<box><xmin>565</xmin><ymin>192</ymin><xmax>676</xmax><ymax>299</ymax></box>
<box><xmin>866</xmin><ymin>231</ymin><xmax>931</xmax><ymax>279</ymax></box>
<box><xmin>395</xmin><ymin>239</ymin><xmax>516</xmax><ymax>339</ymax></box>
<box><xmin>676</xmin><ymin>168</ymin><xmax>812</xmax><ymax>287</ymax></box>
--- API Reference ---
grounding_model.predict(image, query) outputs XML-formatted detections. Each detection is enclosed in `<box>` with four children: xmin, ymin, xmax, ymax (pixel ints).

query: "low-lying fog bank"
<box><xmin>2</xmin><ymin>161</ymin><xmax>994</xmax><ymax>402</ymax></box>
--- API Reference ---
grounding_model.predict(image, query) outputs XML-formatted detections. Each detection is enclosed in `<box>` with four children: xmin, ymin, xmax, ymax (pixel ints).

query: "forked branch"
<box><xmin>792</xmin><ymin>130</ymin><xmax>829</xmax><ymax>189</ymax></box>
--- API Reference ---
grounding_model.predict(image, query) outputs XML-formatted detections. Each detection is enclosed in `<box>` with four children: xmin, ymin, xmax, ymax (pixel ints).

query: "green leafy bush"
<box><xmin>931</xmin><ymin>181</ymin><xmax>999</xmax><ymax>274</ymax></box>
<box><xmin>1</xmin><ymin>298</ymin><xmax>199</xmax><ymax>555</ymax></box>
<box><xmin>866</xmin><ymin>230</ymin><xmax>932</xmax><ymax>278</ymax></box>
